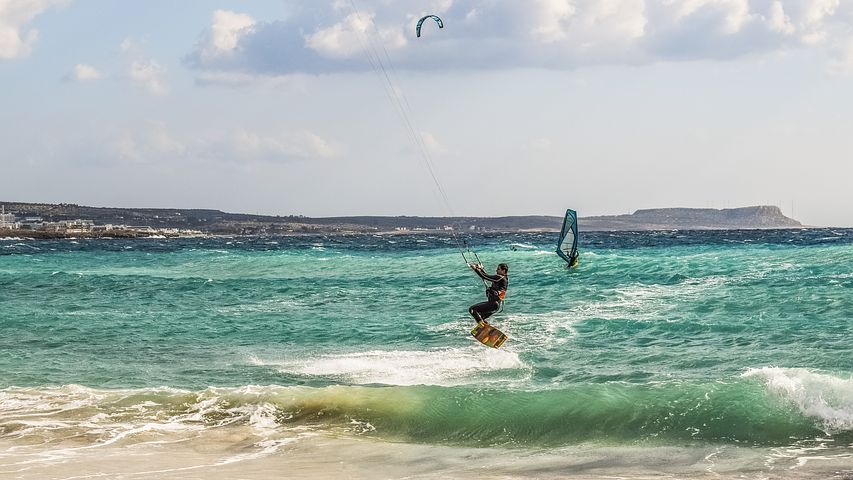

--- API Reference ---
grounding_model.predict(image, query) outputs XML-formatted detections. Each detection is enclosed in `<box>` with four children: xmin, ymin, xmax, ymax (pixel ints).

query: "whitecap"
<box><xmin>258</xmin><ymin>348</ymin><xmax>526</xmax><ymax>387</ymax></box>
<box><xmin>743</xmin><ymin>367</ymin><xmax>853</xmax><ymax>432</ymax></box>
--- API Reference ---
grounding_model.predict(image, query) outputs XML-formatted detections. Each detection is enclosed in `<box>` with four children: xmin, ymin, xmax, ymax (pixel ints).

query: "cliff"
<box><xmin>581</xmin><ymin>206</ymin><xmax>802</xmax><ymax>231</ymax></box>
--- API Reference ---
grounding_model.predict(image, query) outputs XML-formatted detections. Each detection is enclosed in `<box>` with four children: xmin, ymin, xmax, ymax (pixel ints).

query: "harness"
<box><xmin>494</xmin><ymin>286</ymin><xmax>507</xmax><ymax>314</ymax></box>
<box><xmin>487</xmin><ymin>276</ymin><xmax>508</xmax><ymax>303</ymax></box>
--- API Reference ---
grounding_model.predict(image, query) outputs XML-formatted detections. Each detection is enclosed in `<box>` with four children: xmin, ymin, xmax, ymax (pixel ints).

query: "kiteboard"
<box><xmin>471</xmin><ymin>322</ymin><xmax>508</xmax><ymax>349</ymax></box>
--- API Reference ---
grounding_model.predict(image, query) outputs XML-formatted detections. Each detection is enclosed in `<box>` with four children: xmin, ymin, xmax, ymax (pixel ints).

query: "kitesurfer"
<box><xmin>468</xmin><ymin>263</ymin><xmax>508</xmax><ymax>325</ymax></box>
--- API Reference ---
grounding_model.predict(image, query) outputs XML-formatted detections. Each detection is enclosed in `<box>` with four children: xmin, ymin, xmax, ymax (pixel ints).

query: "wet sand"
<box><xmin>2</xmin><ymin>428</ymin><xmax>851</xmax><ymax>479</ymax></box>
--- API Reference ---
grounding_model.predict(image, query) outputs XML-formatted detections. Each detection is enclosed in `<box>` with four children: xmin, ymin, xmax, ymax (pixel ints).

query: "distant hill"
<box><xmin>580</xmin><ymin>206</ymin><xmax>802</xmax><ymax>231</ymax></box>
<box><xmin>0</xmin><ymin>202</ymin><xmax>802</xmax><ymax>234</ymax></box>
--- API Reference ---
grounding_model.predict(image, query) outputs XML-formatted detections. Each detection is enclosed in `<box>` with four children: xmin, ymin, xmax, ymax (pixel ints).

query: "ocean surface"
<box><xmin>1</xmin><ymin>230</ymin><xmax>852</xmax><ymax>479</ymax></box>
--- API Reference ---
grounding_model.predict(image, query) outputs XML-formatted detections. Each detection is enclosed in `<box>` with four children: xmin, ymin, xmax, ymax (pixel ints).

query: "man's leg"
<box><xmin>469</xmin><ymin>301</ymin><xmax>498</xmax><ymax>324</ymax></box>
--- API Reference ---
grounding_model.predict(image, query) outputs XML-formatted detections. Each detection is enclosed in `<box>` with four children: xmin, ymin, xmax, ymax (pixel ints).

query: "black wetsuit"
<box><xmin>468</xmin><ymin>269</ymin><xmax>508</xmax><ymax>323</ymax></box>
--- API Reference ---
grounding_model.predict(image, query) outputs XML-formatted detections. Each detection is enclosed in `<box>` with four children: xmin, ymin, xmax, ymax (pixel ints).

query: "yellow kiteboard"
<box><xmin>471</xmin><ymin>322</ymin><xmax>508</xmax><ymax>349</ymax></box>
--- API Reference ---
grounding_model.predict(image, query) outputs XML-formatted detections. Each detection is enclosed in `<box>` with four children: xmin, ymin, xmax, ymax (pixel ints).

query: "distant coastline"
<box><xmin>0</xmin><ymin>202</ymin><xmax>803</xmax><ymax>238</ymax></box>
<box><xmin>580</xmin><ymin>205</ymin><xmax>803</xmax><ymax>231</ymax></box>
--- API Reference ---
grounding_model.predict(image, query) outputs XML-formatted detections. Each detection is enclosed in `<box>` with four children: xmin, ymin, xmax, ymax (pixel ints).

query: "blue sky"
<box><xmin>2</xmin><ymin>0</ymin><xmax>852</xmax><ymax>226</ymax></box>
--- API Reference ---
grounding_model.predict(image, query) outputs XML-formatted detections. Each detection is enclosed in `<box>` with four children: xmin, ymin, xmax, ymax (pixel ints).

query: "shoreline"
<box><xmin>0</xmin><ymin>203</ymin><xmax>813</xmax><ymax>233</ymax></box>
<box><xmin>0</xmin><ymin>228</ymin><xmax>186</xmax><ymax>240</ymax></box>
<box><xmin>0</xmin><ymin>226</ymin><xmax>827</xmax><ymax>241</ymax></box>
<box><xmin>2</xmin><ymin>431</ymin><xmax>849</xmax><ymax>480</ymax></box>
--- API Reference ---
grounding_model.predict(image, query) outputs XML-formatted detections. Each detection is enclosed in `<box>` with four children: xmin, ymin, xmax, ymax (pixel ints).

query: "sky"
<box><xmin>1</xmin><ymin>0</ymin><xmax>853</xmax><ymax>226</ymax></box>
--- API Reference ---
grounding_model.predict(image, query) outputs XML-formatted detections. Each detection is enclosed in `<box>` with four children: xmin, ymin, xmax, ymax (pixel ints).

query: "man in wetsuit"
<box><xmin>468</xmin><ymin>263</ymin><xmax>508</xmax><ymax>325</ymax></box>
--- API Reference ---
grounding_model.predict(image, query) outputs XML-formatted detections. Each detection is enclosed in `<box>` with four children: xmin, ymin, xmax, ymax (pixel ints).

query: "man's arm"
<box><xmin>472</xmin><ymin>265</ymin><xmax>502</xmax><ymax>282</ymax></box>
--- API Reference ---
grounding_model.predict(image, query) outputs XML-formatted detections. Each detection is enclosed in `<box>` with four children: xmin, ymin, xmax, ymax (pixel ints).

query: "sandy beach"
<box><xmin>3</xmin><ymin>429</ymin><xmax>852</xmax><ymax>480</ymax></box>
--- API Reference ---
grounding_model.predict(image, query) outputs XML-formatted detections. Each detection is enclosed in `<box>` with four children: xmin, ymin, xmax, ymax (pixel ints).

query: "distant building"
<box><xmin>0</xmin><ymin>205</ymin><xmax>202</xmax><ymax>236</ymax></box>
<box><xmin>19</xmin><ymin>217</ymin><xmax>45</xmax><ymax>230</ymax></box>
<box><xmin>0</xmin><ymin>212</ymin><xmax>16</xmax><ymax>229</ymax></box>
<box><xmin>59</xmin><ymin>220</ymin><xmax>95</xmax><ymax>233</ymax></box>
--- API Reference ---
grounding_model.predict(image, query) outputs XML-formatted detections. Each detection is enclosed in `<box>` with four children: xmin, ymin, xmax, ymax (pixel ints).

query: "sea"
<box><xmin>1</xmin><ymin>229</ymin><xmax>851</xmax><ymax>479</ymax></box>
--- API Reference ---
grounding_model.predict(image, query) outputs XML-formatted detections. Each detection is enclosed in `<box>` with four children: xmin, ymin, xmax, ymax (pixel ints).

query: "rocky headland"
<box><xmin>579</xmin><ymin>206</ymin><xmax>802</xmax><ymax>231</ymax></box>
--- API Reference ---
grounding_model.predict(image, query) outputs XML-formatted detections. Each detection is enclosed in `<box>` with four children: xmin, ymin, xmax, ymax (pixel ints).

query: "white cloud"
<box><xmin>749</xmin><ymin>0</ymin><xmax>840</xmax><ymax>46</ymax></box>
<box><xmin>795</xmin><ymin>0</ymin><xmax>839</xmax><ymax>45</ymax></box>
<box><xmin>529</xmin><ymin>0</ymin><xmax>576</xmax><ymax>43</ymax></box>
<box><xmin>828</xmin><ymin>37</ymin><xmax>853</xmax><ymax>75</ymax></box>
<box><xmin>801</xmin><ymin>0</ymin><xmax>839</xmax><ymax>26</ymax></box>
<box><xmin>190</xmin><ymin>9</ymin><xmax>256</xmax><ymax>65</ymax></box>
<box><xmin>306</xmin><ymin>12</ymin><xmax>375</xmax><ymax>59</ymax></box>
<box><xmin>211</xmin><ymin>10</ymin><xmax>254</xmax><ymax>52</ymax></box>
<box><xmin>119</xmin><ymin>37</ymin><xmax>136</xmax><ymax>54</ymax></box>
<box><xmin>118</xmin><ymin>38</ymin><xmax>170</xmax><ymax>94</ymax></box>
<box><xmin>104</xmin><ymin>123</ymin><xmax>336</xmax><ymax>166</ymax></box>
<box><xmin>192</xmin><ymin>70</ymin><xmax>310</xmax><ymax>91</ymax></box>
<box><xmin>306</xmin><ymin>11</ymin><xmax>407</xmax><ymax>59</ymax></box>
<box><xmin>183</xmin><ymin>10</ymin><xmax>267</xmax><ymax>73</ymax></box>
<box><xmin>419</xmin><ymin>131</ymin><xmax>446</xmax><ymax>155</ymax></box>
<box><xmin>110</xmin><ymin>132</ymin><xmax>144</xmax><ymax>164</ymax></box>
<box><xmin>585</xmin><ymin>0</ymin><xmax>647</xmax><ymax>40</ymax></box>
<box><xmin>182</xmin><ymin>1</ymin><xmax>853</xmax><ymax>75</ymax></box>
<box><xmin>106</xmin><ymin>122</ymin><xmax>184</xmax><ymax>164</ymax></box>
<box><xmin>64</xmin><ymin>63</ymin><xmax>101</xmax><ymax>81</ymax></box>
<box><xmin>129</xmin><ymin>60</ymin><xmax>167</xmax><ymax>95</ymax></box>
<box><xmin>673</xmin><ymin>0</ymin><xmax>755</xmax><ymax>34</ymax></box>
<box><xmin>0</xmin><ymin>0</ymin><xmax>68</xmax><ymax>59</ymax></box>
<box><xmin>767</xmin><ymin>1</ymin><xmax>795</xmax><ymax>35</ymax></box>
<box><xmin>226</xmin><ymin>129</ymin><xmax>337</xmax><ymax>160</ymax></box>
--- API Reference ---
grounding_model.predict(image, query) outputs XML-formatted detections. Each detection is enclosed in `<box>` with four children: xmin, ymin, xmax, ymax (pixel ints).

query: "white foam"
<box><xmin>216</xmin><ymin>298</ymin><xmax>304</xmax><ymax>315</ymax></box>
<box><xmin>569</xmin><ymin>275</ymin><xmax>730</xmax><ymax>321</ymax></box>
<box><xmin>347</xmin><ymin>418</ymin><xmax>376</xmax><ymax>434</ymax></box>
<box><xmin>496</xmin><ymin>311</ymin><xmax>580</xmax><ymax>350</ymax></box>
<box><xmin>414</xmin><ymin>285</ymin><xmax>455</xmax><ymax>293</ymax></box>
<box><xmin>743</xmin><ymin>367</ymin><xmax>853</xmax><ymax>432</ymax></box>
<box><xmin>263</xmin><ymin>348</ymin><xmax>525</xmax><ymax>386</ymax></box>
<box><xmin>425</xmin><ymin>320</ymin><xmax>462</xmax><ymax>333</ymax></box>
<box><xmin>246</xmin><ymin>402</ymin><xmax>281</xmax><ymax>435</ymax></box>
<box><xmin>216</xmin><ymin>437</ymin><xmax>299</xmax><ymax>466</ymax></box>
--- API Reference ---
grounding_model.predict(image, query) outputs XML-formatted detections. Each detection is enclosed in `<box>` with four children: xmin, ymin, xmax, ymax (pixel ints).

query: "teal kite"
<box><xmin>416</xmin><ymin>15</ymin><xmax>444</xmax><ymax>38</ymax></box>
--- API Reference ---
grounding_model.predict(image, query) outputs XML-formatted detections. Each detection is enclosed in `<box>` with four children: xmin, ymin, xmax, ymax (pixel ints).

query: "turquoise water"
<box><xmin>1</xmin><ymin>231</ymin><xmax>852</xmax><ymax>454</ymax></box>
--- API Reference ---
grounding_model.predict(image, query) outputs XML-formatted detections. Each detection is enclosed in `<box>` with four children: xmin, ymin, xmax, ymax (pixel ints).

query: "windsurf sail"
<box><xmin>556</xmin><ymin>209</ymin><xmax>579</xmax><ymax>267</ymax></box>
